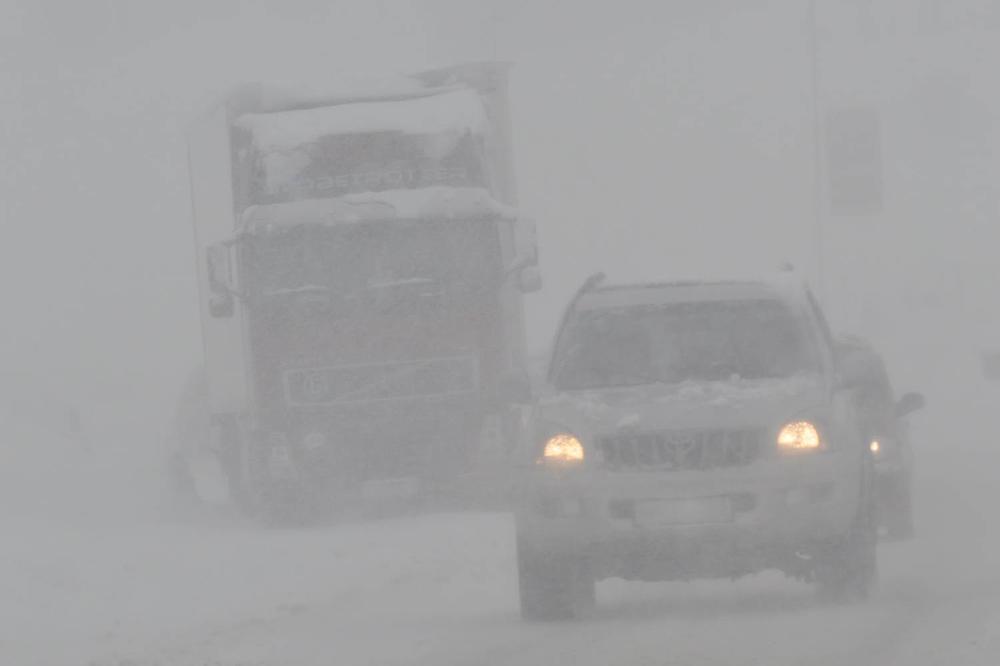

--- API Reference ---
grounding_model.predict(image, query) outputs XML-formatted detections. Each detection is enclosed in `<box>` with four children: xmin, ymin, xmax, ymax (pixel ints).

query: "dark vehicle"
<box><xmin>835</xmin><ymin>337</ymin><xmax>925</xmax><ymax>539</ymax></box>
<box><xmin>515</xmin><ymin>275</ymin><xmax>878</xmax><ymax>620</ymax></box>
<box><xmin>185</xmin><ymin>63</ymin><xmax>540</xmax><ymax>521</ymax></box>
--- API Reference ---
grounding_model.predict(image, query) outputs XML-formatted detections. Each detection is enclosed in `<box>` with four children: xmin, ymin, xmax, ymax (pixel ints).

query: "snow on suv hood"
<box><xmin>537</xmin><ymin>374</ymin><xmax>828</xmax><ymax>436</ymax></box>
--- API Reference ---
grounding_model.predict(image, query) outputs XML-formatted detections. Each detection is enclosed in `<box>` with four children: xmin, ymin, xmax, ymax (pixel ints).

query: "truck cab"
<box><xmin>187</xmin><ymin>64</ymin><xmax>539</xmax><ymax>519</ymax></box>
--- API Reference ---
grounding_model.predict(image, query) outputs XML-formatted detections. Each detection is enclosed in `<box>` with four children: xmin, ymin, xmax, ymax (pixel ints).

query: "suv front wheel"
<box><xmin>516</xmin><ymin>532</ymin><xmax>595</xmax><ymax>621</ymax></box>
<box><xmin>815</xmin><ymin>457</ymin><xmax>878</xmax><ymax>602</ymax></box>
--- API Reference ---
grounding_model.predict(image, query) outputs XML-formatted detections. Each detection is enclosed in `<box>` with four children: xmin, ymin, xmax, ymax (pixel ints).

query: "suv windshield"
<box><xmin>552</xmin><ymin>298</ymin><xmax>819</xmax><ymax>390</ymax></box>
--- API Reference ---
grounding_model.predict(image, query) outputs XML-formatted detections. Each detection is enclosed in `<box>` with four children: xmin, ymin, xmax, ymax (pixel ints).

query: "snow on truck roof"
<box><xmin>235</xmin><ymin>88</ymin><xmax>487</xmax><ymax>151</ymax></box>
<box><xmin>226</xmin><ymin>74</ymin><xmax>429</xmax><ymax>114</ymax></box>
<box><xmin>577</xmin><ymin>276</ymin><xmax>809</xmax><ymax>311</ymax></box>
<box><xmin>240</xmin><ymin>186</ymin><xmax>515</xmax><ymax>234</ymax></box>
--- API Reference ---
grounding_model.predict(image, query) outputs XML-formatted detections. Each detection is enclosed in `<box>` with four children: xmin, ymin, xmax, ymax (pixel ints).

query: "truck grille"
<box><xmin>598</xmin><ymin>428</ymin><xmax>764</xmax><ymax>471</ymax></box>
<box><xmin>283</xmin><ymin>356</ymin><xmax>479</xmax><ymax>406</ymax></box>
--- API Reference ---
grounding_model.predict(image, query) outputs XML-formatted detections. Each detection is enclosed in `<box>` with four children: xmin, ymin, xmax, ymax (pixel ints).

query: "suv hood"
<box><xmin>537</xmin><ymin>375</ymin><xmax>828</xmax><ymax>435</ymax></box>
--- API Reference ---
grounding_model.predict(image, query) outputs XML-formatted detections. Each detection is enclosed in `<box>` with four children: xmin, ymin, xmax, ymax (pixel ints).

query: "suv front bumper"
<box><xmin>515</xmin><ymin>451</ymin><xmax>861</xmax><ymax>581</ymax></box>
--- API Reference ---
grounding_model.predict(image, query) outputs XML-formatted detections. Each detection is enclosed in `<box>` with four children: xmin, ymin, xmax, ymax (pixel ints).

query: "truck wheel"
<box><xmin>215</xmin><ymin>418</ymin><xmax>251</xmax><ymax>514</ymax></box>
<box><xmin>167</xmin><ymin>451</ymin><xmax>199</xmax><ymax>501</ymax></box>
<box><xmin>516</xmin><ymin>533</ymin><xmax>594</xmax><ymax>621</ymax></box>
<box><xmin>256</xmin><ymin>482</ymin><xmax>312</xmax><ymax>527</ymax></box>
<box><xmin>816</xmin><ymin>462</ymin><xmax>878</xmax><ymax>602</ymax></box>
<box><xmin>884</xmin><ymin>477</ymin><xmax>915</xmax><ymax>540</ymax></box>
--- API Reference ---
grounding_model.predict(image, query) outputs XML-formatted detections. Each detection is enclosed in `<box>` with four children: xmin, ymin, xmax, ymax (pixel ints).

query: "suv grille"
<box><xmin>598</xmin><ymin>428</ymin><xmax>764</xmax><ymax>471</ymax></box>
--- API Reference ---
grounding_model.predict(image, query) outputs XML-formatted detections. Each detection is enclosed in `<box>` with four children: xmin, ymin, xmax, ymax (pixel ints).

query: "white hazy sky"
<box><xmin>1</xmin><ymin>0</ymin><xmax>997</xmax><ymax>434</ymax></box>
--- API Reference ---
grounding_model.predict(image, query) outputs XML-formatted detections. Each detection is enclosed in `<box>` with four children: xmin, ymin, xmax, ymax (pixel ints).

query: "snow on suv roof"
<box><xmin>576</xmin><ymin>278</ymin><xmax>806</xmax><ymax>311</ymax></box>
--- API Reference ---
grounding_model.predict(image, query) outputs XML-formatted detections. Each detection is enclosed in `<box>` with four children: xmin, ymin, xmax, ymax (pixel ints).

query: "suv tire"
<box><xmin>516</xmin><ymin>532</ymin><xmax>595</xmax><ymax>621</ymax></box>
<box><xmin>816</xmin><ymin>457</ymin><xmax>878</xmax><ymax>602</ymax></box>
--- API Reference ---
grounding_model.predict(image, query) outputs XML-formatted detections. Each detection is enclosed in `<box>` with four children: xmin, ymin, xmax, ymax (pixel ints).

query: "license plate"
<box><xmin>362</xmin><ymin>476</ymin><xmax>420</xmax><ymax>501</ymax></box>
<box><xmin>634</xmin><ymin>497</ymin><xmax>733</xmax><ymax>527</ymax></box>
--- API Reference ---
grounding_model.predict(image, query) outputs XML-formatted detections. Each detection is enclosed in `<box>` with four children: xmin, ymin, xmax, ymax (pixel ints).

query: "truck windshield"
<box><xmin>236</xmin><ymin>130</ymin><xmax>486</xmax><ymax>206</ymax></box>
<box><xmin>246</xmin><ymin>218</ymin><xmax>500</xmax><ymax>310</ymax></box>
<box><xmin>552</xmin><ymin>299</ymin><xmax>819</xmax><ymax>390</ymax></box>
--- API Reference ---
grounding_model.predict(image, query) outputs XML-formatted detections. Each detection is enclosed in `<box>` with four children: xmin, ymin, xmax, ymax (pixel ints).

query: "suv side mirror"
<box><xmin>499</xmin><ymin>370</ymin><xmax>533</xmax><ymax>404</ymax></box>
<box><xmin>895</xmin><ymin>392</ymin><xmax>925</xmax><ymax>417</ymax></box>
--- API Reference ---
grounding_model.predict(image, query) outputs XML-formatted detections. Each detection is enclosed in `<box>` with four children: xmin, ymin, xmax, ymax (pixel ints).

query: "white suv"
<box><xmin>515</xmin><ymin>275</ymin><xmax>876</xmax><ymax>620</ymax></box>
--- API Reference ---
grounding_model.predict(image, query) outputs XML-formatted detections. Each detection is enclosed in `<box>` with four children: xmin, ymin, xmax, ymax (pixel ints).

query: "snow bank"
<box><xmin>241</xmin><ymin>186</ymin><xmax>515</xmax><ymax>233</ymax></box>
<box><xmin>237</xmin><ymin>89</ymin><xmax>487</xmax><ymax>150</ymax></box>
<box><xmin>3</xmin><ymin>512</ymin><xmax>516</xmax><ymax>666</ymax></box>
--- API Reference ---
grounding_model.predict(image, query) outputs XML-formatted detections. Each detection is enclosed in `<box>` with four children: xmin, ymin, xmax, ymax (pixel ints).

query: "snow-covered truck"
<box><xmin>187</xmin><ymin>63</ymin><xmax>540</xmax><ymax>519</ymax></box>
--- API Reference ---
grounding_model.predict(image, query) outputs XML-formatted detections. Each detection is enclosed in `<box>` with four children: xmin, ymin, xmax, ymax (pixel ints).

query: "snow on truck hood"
<box><xmin>235</xmin><ymin>88</ymin><xmax>487</xmax><ymax>151</ymax></box>
<box><xmin>538</xmin><ymin>375</ymin><xmax>828</xmax><ymax>434</ymax></box>
<box><xmin>240</xmin><ymin>187</ymin><xmax>515</xmax><ymax>234</ymax></box>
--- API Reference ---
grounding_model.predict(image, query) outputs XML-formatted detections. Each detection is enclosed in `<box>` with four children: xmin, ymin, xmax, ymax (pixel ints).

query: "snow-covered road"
<box><xmin>8</xmin><ymin>501</ymin><xmax>998</xmax><ymax>666</ymax></box>
<box><xmin>6</xmin><ymin>394</ymin><xmax>999</xmax><ymax>666</ymax></box>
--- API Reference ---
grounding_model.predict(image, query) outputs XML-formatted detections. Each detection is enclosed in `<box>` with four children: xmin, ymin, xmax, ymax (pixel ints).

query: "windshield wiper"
<box><xmin>558</xmin><ymin>369</ymin><xmax>666</xmax><ymax>390</ymax></box>
<box><xmin>261</xmin><ymin>284</ymin><xmax>332</xmax><ymax>297</ymax></box>
<box><xmin>366</xmin><ymin>277</ymin><xmax>437</xmax><ymax>290</ymax></box>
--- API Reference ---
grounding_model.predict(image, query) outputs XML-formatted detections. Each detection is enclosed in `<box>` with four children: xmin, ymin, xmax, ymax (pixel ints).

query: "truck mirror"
<box><xmin>518</xmin><ymin>266</ymin><xmax>542</xmax><ymax>293</ymax></box>
<box><xmin>209</xmin><ymin>292</ymin><xmax>235</xmax><ymax>318</ymax></box>
<box><xmin>895</xmin><ymin>392</ymin><xmax>925</xmax><ymax>418</ymax></box>
<box><xmin>206</xmin><ymin>244</ymin><xmax>233</xmax><ymax>295</ymax></box>
<box><xmin>515</xmin><ymin>216</ymin><xmax>539</xmax><ymax>266</ymax></box>
<box><xmin>206</xmin><ymin>244</ymin><xmax>236</xmax><ymax>317</ymax></box>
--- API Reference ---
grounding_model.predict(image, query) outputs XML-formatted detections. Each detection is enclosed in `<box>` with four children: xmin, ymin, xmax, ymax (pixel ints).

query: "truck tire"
<box><xmin>516</xmin><ymin>533</ymin><xmax>594</xmax><ymax>621</ymax></box>
<box><xmin>816</xmin><ymin>458</ymin><xmax>878</xmax><ymax>602</ymax></box>
<box><xmin>256</xmin><ymin>481</ymin><xmax>312</xmax><ymax>527</ymax></box>
<box><xmin>167</xmin><ymin>450</ymin><xmax>199</xmax><ymax>501</ymax></box>
<box><xmin>214</xmin><ymin>417</ymin><xmax>251</xmax><ymax>513</ymax></box>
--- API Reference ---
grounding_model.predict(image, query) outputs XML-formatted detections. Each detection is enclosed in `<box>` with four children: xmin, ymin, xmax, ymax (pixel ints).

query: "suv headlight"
<box><xmin>777</xmin><ymin>421</ymin><xmax>822</xmax><ymax>451</ymax></box>
<box><xmin>540</xmin><ymin>433</ymin><xmax>585</xmax><ymax>464</ymax></box>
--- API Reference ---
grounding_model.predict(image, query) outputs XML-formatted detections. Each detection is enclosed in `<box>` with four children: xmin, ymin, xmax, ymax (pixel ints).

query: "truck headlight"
<box><xmin>540</xmin><ymin>433</ymin><xmax>584</xmax><ymax>464</ymax></box>
<box><xmin>303</xmin><ymin>431</ymin><xmax>327</xmax><ymax>451</ymax></box>
<box><xmin>777</xmin><ymin>421</ymin><xmax>821</xmax><ymax>451</ymax></box>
